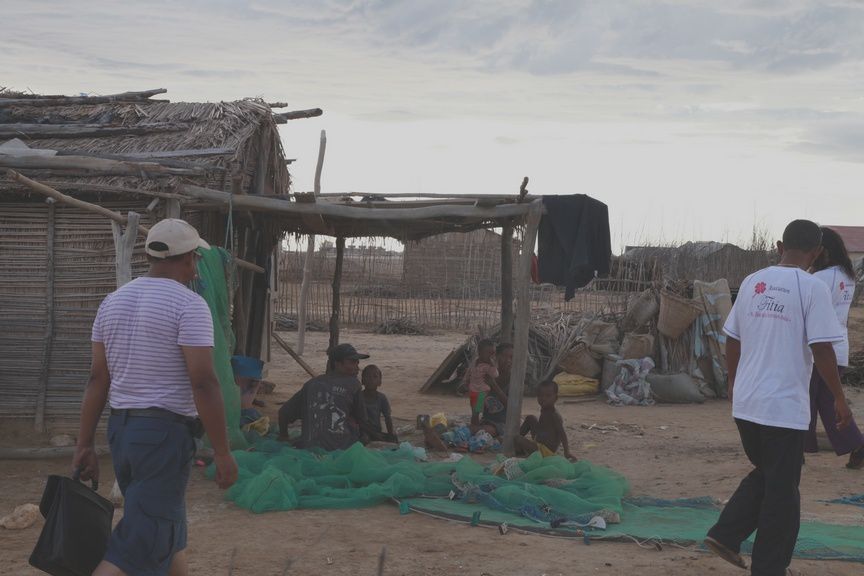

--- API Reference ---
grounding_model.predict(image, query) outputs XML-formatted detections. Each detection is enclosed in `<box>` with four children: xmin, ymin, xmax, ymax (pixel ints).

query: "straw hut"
<box><xmin>0</xmin><ymin>88</ymin><xmax>300</xmax><ymax>431</ymax></box>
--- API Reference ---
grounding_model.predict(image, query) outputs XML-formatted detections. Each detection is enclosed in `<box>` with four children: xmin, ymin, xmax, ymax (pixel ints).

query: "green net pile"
<box><xmin>215</xmin><ymin>441</ymin><xmax>864</xmax><ymax>562</ymax></box>
<box><xmin>195</xmin><ymin>247</ymin><xmax>246</xmax><ymax>449</ymax></box>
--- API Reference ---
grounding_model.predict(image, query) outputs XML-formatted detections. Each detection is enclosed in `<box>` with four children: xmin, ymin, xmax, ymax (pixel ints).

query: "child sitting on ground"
<box><xmin>515</xmin><ymin>380</ymin><xmax>576</xmax><ymax>461</ymax></box>
<box><xmin>464</xmin><ymin>339</ymin><xmax>507</xmax><ymax>427</ymax></box>
<box><xmin>361</xmin><ymin>365</ymin><xmax>398</xmax><ymax>443</ymax></box>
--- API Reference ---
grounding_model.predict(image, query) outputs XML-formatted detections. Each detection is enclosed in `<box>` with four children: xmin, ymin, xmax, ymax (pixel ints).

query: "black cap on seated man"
<box><xmin>327</xmin><ymin>343</ymin><xmax>370</xmax><ymax>376</ymax></box>
<box><xmin>278</xmin><ymin>343</ymin><xmax>370</xmax><ymax>450</ymax></box>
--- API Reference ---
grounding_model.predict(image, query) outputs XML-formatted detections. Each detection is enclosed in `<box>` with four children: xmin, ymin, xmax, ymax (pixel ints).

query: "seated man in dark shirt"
<box><xmin>278</xmin><ymin>343</ymin><xmax>368</xmax><ymax>451</ymax></box>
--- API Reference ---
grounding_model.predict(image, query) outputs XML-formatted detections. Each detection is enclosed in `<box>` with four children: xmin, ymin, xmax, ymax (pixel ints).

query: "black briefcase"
<box><xmin>29</xmin><ymin>473</ymin><xmax>114</xmax><ymax>576</ymax></box>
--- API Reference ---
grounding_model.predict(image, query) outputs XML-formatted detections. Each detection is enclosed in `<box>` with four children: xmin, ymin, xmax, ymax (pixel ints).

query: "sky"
<box><xmin>3</xmin><ymin>0</ymin><xmax>864</xmax><ymax>251</ymax></box>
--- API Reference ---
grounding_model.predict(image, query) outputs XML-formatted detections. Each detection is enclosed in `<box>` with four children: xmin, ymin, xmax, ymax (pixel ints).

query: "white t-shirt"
<box><xmin>92</xmin><ymin>277</ymin><xmax>215</xmax><ymax>417</ymax></box>
<box><xmin>813</xmin><ymin>266</ymin><xmax>855</xmax><ymax>366</ymax></box>
<box><xmin>724</xmin><ymin>266</ymin><xmax>843</xmax><ymax>430</ymax></box>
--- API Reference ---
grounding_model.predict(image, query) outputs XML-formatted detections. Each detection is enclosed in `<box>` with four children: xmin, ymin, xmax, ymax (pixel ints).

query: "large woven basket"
<box><xmin>658</xmin><ymin>290</ymin><xmax>703</xmax><ymax>339</ymax></box>
<box><xmin>559</xmin><ymin>343</ymin><xmax>602</xmax><ymax>378</ymax></box>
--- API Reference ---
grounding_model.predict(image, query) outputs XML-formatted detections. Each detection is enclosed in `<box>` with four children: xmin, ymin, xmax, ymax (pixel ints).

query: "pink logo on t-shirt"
<box><xmin>840</xmin><ymin>281</ymin><xmax>846</xmax><ymax>291</ymax></box>
<box><xmin>755</xmin><ymin>282</ymin><xmax>767</xmax><ymax>294</ymax></box>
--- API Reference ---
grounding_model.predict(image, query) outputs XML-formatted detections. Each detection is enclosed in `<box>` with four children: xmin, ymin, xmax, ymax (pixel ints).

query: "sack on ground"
<box><xmin>553</xmin><ymin>372</ymin><xmax>600</xmax><ymax>396</ymax></box>
<box><xmin>646</xmin><ymin>373</ymin><xmax>705</xmax><ymax>404</ymax></box>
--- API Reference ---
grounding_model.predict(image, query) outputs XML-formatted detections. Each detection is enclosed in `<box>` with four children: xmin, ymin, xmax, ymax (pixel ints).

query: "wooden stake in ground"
<box><xmin>500</xmin><ymin>223</ymin><xmax>514</xmax><ymax>344</ymax></box>
<box><xmin>34</xmin><ymin>200</ymin><xmax>56</xmax><ymax>432</ymax></box>
<box><xmin>503</xmin><ymin>200</ymin><xmax>543</xmax><ymax>454</ymax></box>
<box><xmin>297</xmin><ymin>129</ymin><xmax>326</xmax><ymax>355</ymax></box>
<box><xmin>328</xmin><ymin>236</ymin><xmax>345</xmax><ymax>353</ymax></box>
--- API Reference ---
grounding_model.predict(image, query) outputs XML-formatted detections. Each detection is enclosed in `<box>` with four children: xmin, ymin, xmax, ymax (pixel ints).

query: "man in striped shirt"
<box><xmin>73</xmin><ymin>218</ymin><xmax>238</xmax><ymax>576</ymax></box>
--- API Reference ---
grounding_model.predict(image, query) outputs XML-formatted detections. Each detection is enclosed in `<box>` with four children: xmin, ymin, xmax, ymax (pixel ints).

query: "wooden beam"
<box><xmin>503</xmin><ymin>200</ymin><xmax>543</xmax><ymax>455</ymax></box>
<box><xmin>0</xmin><ymin>154</ymin><xmax>202</xmax><ymax>175</ymax></box>
<box><xmin>8</xmin><ymin>170</ymin><xmax>149</xmax><ymax>235</ymax></box>
<box><xmin>297</xmin><ymin>130</ymin><xmax>326</xmax><ymax>355</ymax></box>
<box><xmin>34</xmin><ymin>200</ymin><xmax>56</xmax><ymax>431</ymax></box>
<box><xmin>38</xmin><ymin>181</ymin><xmax>188</xmax><ymax>200</ymax></box>
<box><xmin>272</xmin><ymin>333</ymin><xmax>317</xmax><ymax>378</ymax></box>
<box><xmin>6</xmin><ymin>170</ymin><xmax>265</xmax><ymax>273</ymax></box>
<box><xmin>179</xmin><ymin>184</ymin><xmax>536</xmax><ymax>221</ymax></box>
<box><xmin>0</xmin><ymin>88</ymin><xmax>167</xmax><ymax>107</ymax></box>
<box><xmin>272</xmin><ymin>108</ymin><xmax>323</xmax><ymax>123</ymax></box>
<box><xmin>0</xmin><ymin>123</ymin><xmax>186</xmax><ymax>139</ymax></box>
<box><xmin>111</xmin><ymin>212</ymin><xmax>141</xmax><ymax>288</ymax></box>
<box><xmin>328</xmin><ymin>236</ymin><xmax>345</xmax><ymax>353</ymax></box>
<box><xmin>500</xmin><ymin>223</ymin><xmax>514</xmax><ymax>344</ymax></box>
<box><xmin>313</xmin><ymin>192</ymin><xmax>539</xmax><ymax>200</ymax></box>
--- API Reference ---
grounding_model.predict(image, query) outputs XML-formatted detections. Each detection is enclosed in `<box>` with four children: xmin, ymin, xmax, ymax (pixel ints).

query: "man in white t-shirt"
<box><xmin>72</xmin><ymin>219</ymin><xmax>238</xmax><ymax>576</ymax></box>
<box><xmin>704</xmin><ymin>220</ymin><xmax>852</xmax><ymax>576</ymax></box>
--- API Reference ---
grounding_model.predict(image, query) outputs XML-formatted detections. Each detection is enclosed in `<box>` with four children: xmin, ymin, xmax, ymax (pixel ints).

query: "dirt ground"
<box><xmin>3</xmin><ymin>315</ymin><xmax>864</xmax><ymax>575</ymax></box>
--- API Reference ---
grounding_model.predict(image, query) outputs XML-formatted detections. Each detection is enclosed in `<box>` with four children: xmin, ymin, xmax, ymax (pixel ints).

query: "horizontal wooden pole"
<box><xmin>0</xmin><ymin>122</ymin><xmax>186</xmax><ymax>139</ymax></box>
<box><xmin>0</xmin><ymin>88</ymin><xmax>166</xmax><ymax>107</ymax></box>
<box><xmin>180</xmin><ymin>184</ymin><xmax>535</xmax><ymax>221</ymax></box>
<box><xmin>0</xmin><ymin>154</ymin><xmax>202</xmax><ymax>175</ymax></box>
<box><xmin>273</xmin><ymin>108</ymin><xmax>323</xmax><ymax>123</ymax></box>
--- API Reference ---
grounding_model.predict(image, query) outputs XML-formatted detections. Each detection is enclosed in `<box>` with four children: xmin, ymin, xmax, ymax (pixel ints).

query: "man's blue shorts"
<box><xmin>105</xmin><ymin>411</ymin><xmax>195</xmax><ymax>576</ymax></box>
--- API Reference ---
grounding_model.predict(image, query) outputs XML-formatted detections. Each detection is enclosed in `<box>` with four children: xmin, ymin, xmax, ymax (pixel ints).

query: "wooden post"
<box><xmin>503</xmin><ymin>200</ymin><xmax>543</xmax><ymax>454</ymax></box>
<box><xmin>500</xmin><ymin>223</ymin><xmax>514</xmax><ymax>344</ymax></box>
<box><xmin>165</xmin><ymin>198</ymin><xmax>181</xmax><ymax>218</ymax></box>
<box><xmin>111</xmin><ymin>212</ymin><xmax>141</xmax><ymax>287</ymax></box>
<box><xmin>297</xmin><ymin>130</ymin><xmax>326</xmax><ymax>355</ymax></box>
<box><xmin>328</xmin><ymin>236</ymin><xmax>345</xmax><ymax>353</ymax></box>
<box><xmin>34</xmin><ymin>200</ymin><xmax>56</xmax><ymax>431</ymax></box>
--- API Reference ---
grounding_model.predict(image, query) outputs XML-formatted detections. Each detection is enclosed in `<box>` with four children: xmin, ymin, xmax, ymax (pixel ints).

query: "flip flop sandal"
<box><xmin>704</xmin><ymin>537</ymin><xmax>748</xmax><ymax>570</ymax></box>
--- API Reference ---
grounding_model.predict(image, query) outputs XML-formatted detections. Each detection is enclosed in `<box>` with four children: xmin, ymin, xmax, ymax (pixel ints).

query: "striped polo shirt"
<box><xmin>92</xmin><ymin>277</ymin><xmax>214</xmax><ymax>417</ymax></box>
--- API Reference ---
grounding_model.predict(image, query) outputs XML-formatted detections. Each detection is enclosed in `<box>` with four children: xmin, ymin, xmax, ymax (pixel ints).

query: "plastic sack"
<box><xmin>29</xmin><ymin>475</ymin><xmax>114</xmax><ymax>576</ymax></box>
<box><xmin>646</xmin><ymin>373</ymin><xmax>705</xmax><ymax>404</ymax></box>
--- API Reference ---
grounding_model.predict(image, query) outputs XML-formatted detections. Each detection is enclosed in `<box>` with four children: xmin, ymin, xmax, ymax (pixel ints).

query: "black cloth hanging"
<box><xmin>537</xmin><ymin>195</ymin><xmax>611</xmax><ymax>300</ymax></box>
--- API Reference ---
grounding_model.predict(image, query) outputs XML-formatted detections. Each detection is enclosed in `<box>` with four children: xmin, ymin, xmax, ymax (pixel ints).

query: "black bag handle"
<box><xmin>72</xmin><ymin>467</ymin><xmax>99</xmax><ymax>492</ymax></box>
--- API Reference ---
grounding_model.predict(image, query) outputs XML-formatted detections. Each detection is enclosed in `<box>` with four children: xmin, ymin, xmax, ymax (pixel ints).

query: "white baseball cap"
<box><xmin>145</xmin><ymin>218</ymin><xmax>210</xmax><ymax>259</ymax></box>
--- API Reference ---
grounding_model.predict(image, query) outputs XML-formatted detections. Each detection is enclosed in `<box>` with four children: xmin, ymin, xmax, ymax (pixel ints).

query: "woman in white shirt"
<box><xmin>806</xmin><ymin>227</ymin><xmax>863</xmax><ymax>469</ymax></box>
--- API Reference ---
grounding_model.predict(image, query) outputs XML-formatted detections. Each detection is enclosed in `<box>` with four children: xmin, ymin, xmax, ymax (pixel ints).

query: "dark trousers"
<box><xmin>708</xmin><ymin>419</ymin><xmax>805</xmax><ymax>576</ymax></box>
<box><xmin>804</xmin><ymin>367</ymin><xmax>864</xmax><ymax>455</ymax></box>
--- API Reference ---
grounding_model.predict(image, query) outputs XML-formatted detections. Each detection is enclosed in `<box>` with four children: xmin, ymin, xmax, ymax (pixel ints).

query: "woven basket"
<box><xmin>658</xmin><ymin>290</ymin><xmax>703</xmax><ymax>339</ymax></box>
<box><xmin>559</xmin><ymin>343</ymin><xmax>602</xmax><ymax>378</ymax></box>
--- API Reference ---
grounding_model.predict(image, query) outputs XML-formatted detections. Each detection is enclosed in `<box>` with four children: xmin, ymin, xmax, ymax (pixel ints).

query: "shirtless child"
<box><xmin>515</xmin><ymin>380</ymin><xmax>576</xmax><ymax>461</ymax></box>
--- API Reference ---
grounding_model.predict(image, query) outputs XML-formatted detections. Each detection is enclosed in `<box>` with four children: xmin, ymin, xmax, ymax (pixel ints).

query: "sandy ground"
<box><xmin>3</xmin><ymin>319</ymin><xmax>864</xmax><ymax>575</ymax></box>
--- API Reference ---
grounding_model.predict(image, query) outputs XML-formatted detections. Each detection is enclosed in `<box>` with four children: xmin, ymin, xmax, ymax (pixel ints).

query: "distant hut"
<box><xmin>827</xmin><ymin>225</ymin><xmax>864</xmax><ymax>264</ymax></box>
<box><xmin>621</xmin><ymin>241</ymin><xmax>771</xmax><ymax>290</ymax></box>
<box><xmin>0</xmin><ymin>88</ymin><xmax>294</xmax><ymax>431</ymax></box>
<box><xmin>402</xmin><ymin>228</ymin><xmax>517</xmax><ymax>298</ymax></box>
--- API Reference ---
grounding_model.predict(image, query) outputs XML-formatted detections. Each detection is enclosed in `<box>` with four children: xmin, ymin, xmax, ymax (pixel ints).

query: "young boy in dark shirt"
<box><xmin>515</xmin><ymin>380</ymin><xmax>576</xmax><ymax>461</ymax></box>
<box><xmin>361</xmin><ymin>365</ymin><xmax>398</xmax><ymax>443</ymax></box>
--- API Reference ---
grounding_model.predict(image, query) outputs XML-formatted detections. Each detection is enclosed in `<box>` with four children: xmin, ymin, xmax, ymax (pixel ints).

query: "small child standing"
<box><xmin>361</xmin><ymin>365</ymin><xmax>398</xmax><ymax>443</ymax></box>
<box><xmin>464</xmin><ymin>339</ymin><xmax>504</xmax><ymax>426</ymax></box>
<box><xmin>515</xmin><ymin>380</ymin><xmax>576</xmax><ymax>461</ymax></box>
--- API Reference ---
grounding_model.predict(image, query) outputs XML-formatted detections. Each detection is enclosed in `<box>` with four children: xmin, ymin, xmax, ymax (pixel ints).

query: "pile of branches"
<box><xmin>273</xmin><ymin>313</ymin><xmax>327</xmax><ymax>333</ymax></box>
<box><xmin>373</xmin><ymin>317</ymin><xmax>429</xmax><ymax>336</ymax></box>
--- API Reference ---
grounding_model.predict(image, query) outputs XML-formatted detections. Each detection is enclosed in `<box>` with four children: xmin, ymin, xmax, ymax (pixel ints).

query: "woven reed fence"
<box><xmin>0</xmin><ymin>200</ymin><xmax>153</xmax><ymax>422</ymax></box>
<box><xmin>276</xmin><ymin>234</ymin><xmax>647</xmax><ymax>331</ymax></box>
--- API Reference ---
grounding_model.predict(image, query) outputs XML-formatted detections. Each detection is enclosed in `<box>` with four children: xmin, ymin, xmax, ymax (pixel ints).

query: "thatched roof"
<box><xmin>0</xmin><ymin>88</ymin><xmax>290</xmax><ymax>199</ymax></box>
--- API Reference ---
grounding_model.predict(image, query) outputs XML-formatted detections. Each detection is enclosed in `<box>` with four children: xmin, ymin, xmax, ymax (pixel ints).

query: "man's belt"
<box><xmin>110</xmin><ymin>407</ymin><xmax>196</xmax><ymax>424</ymax></box>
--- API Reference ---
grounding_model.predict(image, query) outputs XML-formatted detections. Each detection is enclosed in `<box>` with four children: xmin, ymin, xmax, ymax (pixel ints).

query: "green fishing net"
<box><xmin>196</xmin><ymin>247</ymin><xmax>247</xmax><ymax>449</ymax></box>
<box><xmin>215</xmin><ymin>440</ymin><xmax>864</xmax><ymax>562</ymax></box>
